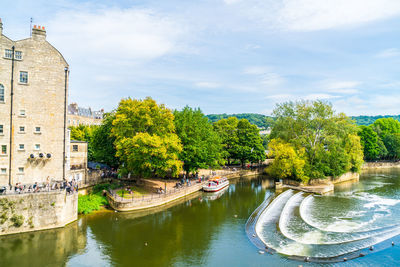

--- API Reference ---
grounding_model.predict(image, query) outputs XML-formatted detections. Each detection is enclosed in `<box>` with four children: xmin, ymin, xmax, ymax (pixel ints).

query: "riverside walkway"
<box><xmin>107</xmin><ymin>181</ymin><xmax>206</xmax><ymax>212</ymax></box>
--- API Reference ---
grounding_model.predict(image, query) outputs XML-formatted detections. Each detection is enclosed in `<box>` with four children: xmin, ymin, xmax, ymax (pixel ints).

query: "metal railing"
<box><xmin>0</xmin><ymin>182</ymin><xmax>78</xmax><ymax>196</ymax></box>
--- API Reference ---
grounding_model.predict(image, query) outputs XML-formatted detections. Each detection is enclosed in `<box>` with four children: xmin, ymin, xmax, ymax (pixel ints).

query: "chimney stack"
<box><xmin>32</xmin><ymin>24</ymin><xmax>46</xmax><ymax>41</ymax></box>
<box><xmin>0</xmin><ymin>18</ymin><xmax>3</xmax><ymax>36</ymax></box>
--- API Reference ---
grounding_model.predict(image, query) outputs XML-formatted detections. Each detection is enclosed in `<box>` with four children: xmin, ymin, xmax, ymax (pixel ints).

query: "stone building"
<box><xmin>67</xmin><ymin>140</ymin><xmax>88</xmax><ymax>184</ymax></box>
<box><xmin>0</xmin><ymin>20</ymin><xmax>69</xmax><ymax>186</ymax></box>
<box><xmin>68</xmin><ymin>103</ymin><xmax>103</xmax><ymax>126</ymax></box>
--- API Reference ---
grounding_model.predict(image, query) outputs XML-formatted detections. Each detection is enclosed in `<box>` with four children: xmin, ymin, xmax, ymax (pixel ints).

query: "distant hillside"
<box><xmin>206</xmin><ymin>113</ymin><xmax>271</xmax><ymax>128</ymax></box>
<box><xmin>206</xmin><ymin>113</ymin><xmax>400</xmax><ymax>128</ymax></box>
<box><xmin>352</xmin><ymin>115</ymin><xmax>400</xmax><ymax>126</ymax></box>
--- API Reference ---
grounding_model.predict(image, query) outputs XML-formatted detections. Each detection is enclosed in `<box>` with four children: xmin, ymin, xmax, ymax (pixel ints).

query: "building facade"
<box><xmin>68</xmin><ymin>103</ymin><xmax>103</xmax><ymax>126</ymax></box>
<box><xmin>0</xmin><ymin>20</ymin><xmax>69</xmax><ymax>186</ymax></box>
<box><xmin>68</xmin><ymin>140</ymin><xmax>88</xmax><ymax>184</ymax></box>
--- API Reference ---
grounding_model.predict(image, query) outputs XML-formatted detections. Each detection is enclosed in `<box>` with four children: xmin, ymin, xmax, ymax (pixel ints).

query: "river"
<box><xmin>1</xmin><ymin>170</ymin><xmax>400</xmax><ymax>266</ymax></box>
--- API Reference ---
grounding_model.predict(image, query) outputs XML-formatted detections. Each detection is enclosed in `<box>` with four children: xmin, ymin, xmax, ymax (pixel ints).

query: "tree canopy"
<box><xmin>269</xmin><ymin>100</ymin><xmax>363</xmax><ymax>181</ymax></box>
<box><xmin>112</xmin><ymin>97</ymin><xmax>183</xmax><ymax>178</ymax></box>
<box><xmin>174</xmin><ymin>106</ymin><xmax>224</xmax><ymax>175</ymax></box>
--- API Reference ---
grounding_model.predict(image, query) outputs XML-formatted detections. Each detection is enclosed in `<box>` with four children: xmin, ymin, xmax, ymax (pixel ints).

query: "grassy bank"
<box><xmin>78</xmin><ymin>183</ymin><xmax>120</xmax><ymax>214</ymax></box>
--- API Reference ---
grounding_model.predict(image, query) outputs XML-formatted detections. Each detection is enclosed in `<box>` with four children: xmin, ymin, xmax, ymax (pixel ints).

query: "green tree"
<box><xmin>69</xmin><ymin>125</ymin><xmax>97</xmax><ymax>161</ymax></box>
<box><xmin>372</xmin><ymin>118</ymin><xmax>400</xmax><ymax>139</ymax></box>
<box><xmin>112</xmin><ymin>97</ymin><xmax>183</xmax><ymax>178</ymax></box>
<box><xmin>174</xmin><ymin>106</ymin><xmax>224</xmax><ymax>175</ymax></box>
<box><xmin>91</xmin><ymin>112</ymin><xmax>119</xmax><ymax>168</ymax></box>
<box><xmin>383</xmin><ymin>133</ymin><xmax>400</xmax><ymax>160</ymax></box>
<box><xmin>267</xmin><ymin>139</ymin><xmax>307</xmax><ymax>183</ymax></box>
<box><xmin>358</xmin><ymin>125</ymin><xmax>383</xmax><ymax>160</ymax></box>
<box><xmin>213</xmin><ymin>117</ymin><xmax>239</xmax><ymax>165</ymax></box>
<box><xmin>270</xmin><ymin>100</ymin><xmax>363</xmax><ymax>180</ymax></box>
<box><xmin>234</xmin><ymin>119</ymin><xmax>266</xmax><ymax>167</ymax></box>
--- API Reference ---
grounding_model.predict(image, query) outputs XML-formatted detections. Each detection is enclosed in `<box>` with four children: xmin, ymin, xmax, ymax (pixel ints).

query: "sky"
<box><xmin>1</xmin><ymin>0</ymin><xmax>400</xmax><ymax>116</ymax></box>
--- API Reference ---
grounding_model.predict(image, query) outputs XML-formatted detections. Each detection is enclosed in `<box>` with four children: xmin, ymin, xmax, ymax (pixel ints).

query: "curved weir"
<box><xmin>250</xmin><ymin>187</ymin><xmax>400</xmax><ymax>263</ymax></box>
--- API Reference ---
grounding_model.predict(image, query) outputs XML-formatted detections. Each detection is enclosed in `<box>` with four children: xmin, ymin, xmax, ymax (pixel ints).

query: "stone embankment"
<box><xmin>276</xmin><ymin>172</ymin><xmax>360</xmax><ymax>194</ymax></box>
<box><xmin>0</xmin><ymin>191</ymin><xmax>77</xmax><ymax>236</ymax></box>
<box><xmin>107</xmin><ymin>168</ymin><xmax>264</xmax><ymax>212</ymax></box>
<box><xmin>362</xmin><ymin>161</ymin><xmax>400</xmax><ymax>169</ymax></box>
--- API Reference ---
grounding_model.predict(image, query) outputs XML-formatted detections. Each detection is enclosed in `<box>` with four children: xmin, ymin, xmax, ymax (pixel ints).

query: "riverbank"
<box><xmin>107</xmin><ymin>168</ymin><xmax>263</xmax><ymax>212</ymax></box>
<box><xmin>362</xmin><ymin>161</ymin><xmax>400</xmax><ymax>169</ymax></box>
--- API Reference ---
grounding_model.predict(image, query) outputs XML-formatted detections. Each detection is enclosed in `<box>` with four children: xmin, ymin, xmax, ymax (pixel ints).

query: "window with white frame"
<box><xmin>19</xmin><ymin>71</ymin><xmax>28</xmax><ymax>84</ymax></box>
<box><xmin>0</xmin><ymin>168</ymin><xmax>6</xmax><ymax>174</ymax></box>
<box><xmin>35</xmin><ymin>126</ymin><xmax>41</xmax><ymax>133</ymax></box>
<box><xmin>0</xmin><ymin>84</ymin><xmax>4</xmax><ymax>102</ymax></box>
<box><xmin>0</xmin><ymin>125</ymin><xmax>3</xmax><ymax>134</ymax></box>
<box><xmin>72</xmin><ymin>145</ymin><xmax>78</xmax><ymax>152</ymax></box>
<box><xmin>4</xmin><ymin>49</ymin><xmax>12</xmax><ymax>59</ymax></box>
<box><xmin>34</xmin><ymin>144</ymin><xmax>40</xmax><ymax>150</ymax></box>
<box><xmin>18</xmin><ymin>144</ymin><xmax>24</xmax><ymax>150</ymax></box>
<box><xmin>19</xmin><ymin>126</ymin><xmax>25</xmax><ymax>133</ymax></box>
<box><xmin>1</xmin><ymin>145</ymin><xmax>6</xmax><ymax>155</ymax></box>
<box><xmin>19</xmin><ymin>110</ymin><xmax>26</xmax><ymax>116</ymax></box>
<box><xmin>18</xmin><ymin>167</ymin><xmax>24</xmax><ymax>173</ymax></box>
<box><xmin>15</xmin><ymin>51</ymin><xmax>22</xmax><ymax>60</ymax></box>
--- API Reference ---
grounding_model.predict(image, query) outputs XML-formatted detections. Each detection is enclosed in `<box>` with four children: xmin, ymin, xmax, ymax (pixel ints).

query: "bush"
<box><xmin>10</xmin><ymin>214</ymin><xmax>24</xmax><ymax>227</ymax></box>
<box><xmin>78</xmin><ymin>194</ymin><xmax>108</xmax><ymax>214</ymax></box>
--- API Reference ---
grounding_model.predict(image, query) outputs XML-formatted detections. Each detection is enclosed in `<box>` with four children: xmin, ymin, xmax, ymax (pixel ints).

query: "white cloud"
<box><xmin>304</xmin><ymin>93</ymin><xmax>340</xmax><ymax>100</ymax></box>
<box><xmin>260</xmin><ymin>73</ymin><xmax>285</xmax><ymax>87</ymax></box>
<box><xmin>233</xmin><ymin>0</ymin><xmax>400</xmax><ymax>32</ymax></box>
<box><xmin>243</xmin><ymin>65</ymin><xmax>271</xmax><ymax>75</ymax></box>
<box><xmin>194</xmin><ymin>82</ymin><xmax>220</xmax><ymax>88</ymax></box>
<box><xmin>376</xmin><ymin>48</ymin><xmax>400</xmax><ymax>58</ymax></box>
<box><xmin>322</xmin><ymin>80</ymin><xmax>361</xmax><ymax>94</ymax></box>
<box><xmin>47</xmin><ymin>7</ymin><xmax>185</xmax><ymax>63</ymax></box>
<box><xmin>223</xmin><ymin>0</ymin><xmax>242</xmax><ymax>5</ymax></box>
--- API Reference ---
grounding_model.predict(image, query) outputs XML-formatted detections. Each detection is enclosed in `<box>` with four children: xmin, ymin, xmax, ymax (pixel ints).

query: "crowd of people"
<box><xmin>0</xmin><ymin>177</ymin><xmax>79</xmax><ymax>195</ymax></box>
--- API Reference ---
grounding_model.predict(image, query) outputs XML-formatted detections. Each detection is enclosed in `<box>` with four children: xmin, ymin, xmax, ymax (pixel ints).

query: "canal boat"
<box><xmin>203</xmin><ymin>177</ymin><xmax>229</xmax><ymax>192</ymax></box>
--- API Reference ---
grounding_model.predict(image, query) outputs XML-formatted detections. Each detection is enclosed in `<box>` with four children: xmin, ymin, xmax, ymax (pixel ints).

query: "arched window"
<box><xmin>0</xmin><ymin>84</ymin><xmax>4</xmax><ymax>102</ymax></box>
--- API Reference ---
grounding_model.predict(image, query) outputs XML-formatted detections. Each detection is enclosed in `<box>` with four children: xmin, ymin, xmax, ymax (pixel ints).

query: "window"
<box><xmin>1</xmin><ymin>145</ymin><xmax>6</xmax><ymax>155</ymax></box>
<box><xmin>18</xmin><ymin>167</ymin><xmax>24</xmax><ymax>173</ymax></box>
<box><xmin>20</xmin><ymin>71</ymin><xmax>28</xmax><ymax>84</ymax></box>
<box><xmin>19</xmin><ymin>126</ymin><xmax>25</xmax><ymax>133</ymax></box>
<box><xmin>4</xmin><ymin>49</ymin><xmax>12</xmax><ymax>59</ymax></box>
<box><xmin>0</xmin><ymin>84</ymin><xmax>4</xmax><ymax>102</ymax></box>
<box><xmin>19</xmin><ymin>144</ymin><xmax>24</xmax><ymax>150</ymax></box>
<box><xmin>35</xmin><ymin>126</ymin><xmax>41</xmax><ymax>133</ymax></box>
<box><xmin>72</xmin><ymin>145</ymin><xmax>78</xmax><ymax>152</ymax></box>
<box><xmin>34</xmin><ymin>144</ymin><xmax>40</xmax><ymax>150</ymax></box>
<box><xmin>19</xmin><ymin>110</ymin><xmax>26</xmax><ymax>116</ymax></box>
<box><xmin>0</xmin><ymin>168</ymin><xmax>6</xmax><ymax>174</ymax></box>
<box><xmin>0</xmin><ymin>125</ymin><xmax>3</xmax><ymax>134</ymax></box>
<box><xmin>15</xmin><ymin>51</ymin><xmax>22</xmax><ymax>60</ymax></box>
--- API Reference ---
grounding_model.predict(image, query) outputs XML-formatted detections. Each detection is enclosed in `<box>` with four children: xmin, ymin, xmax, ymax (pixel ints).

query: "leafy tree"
<box><xmin>372</xmin><ymin>118</ymin><xmax>400</xmax><ymax>139</ymax></box>
<box><xmin>213</xmin><ymin>117</ymin><xmax>239</xmax><ymax>165</ymax></box>
<box><xmin>91</xmin><ymin>112</ymin><xmax>119</xmax><ymax>168</ymax></box>
<box><xmin>267</xmin><ymin>139</ymin><xmax>307</xmax><ymax>183</ymax></box>
<box><xmin>207</xmin><ymin>113</ymin><xmax>271</xmax><ymax>128</ymax></box>
<box><xmin>234</xmin><ymin>119</ymin><xmax>266</xmax><ymax>167</ymax></box>
<box><xmin>112</xmin><ymin>97</ymin><xmax>183</xmax><ymax>178</ymax></box>
<box><xmin>174</xmin><ymin>107</ymin><xmax>224</xmax><ymax>175</ymax></box>
<box><xmin>383</xmin><ymin>133</ymin><xmax>400</xmax><ymax>160</ymax></box>
<box><xmin>69</xmin><ymin>125</ymin><xmax>97</xmax><ymax>161</ymax></box>
<box><xmin>270</xmin><ymin>100</ymin><xmax>363</xmax><ymax>180</ymax></box>
<box><xmin>358</xmin><ymin>125</ymin><xmax>383</xmax><ymax>160</ymax></box>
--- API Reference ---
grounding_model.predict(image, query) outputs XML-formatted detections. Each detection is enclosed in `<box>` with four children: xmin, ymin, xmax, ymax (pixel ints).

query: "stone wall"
<box><xmin>362</xmin><ymin>161</ymin><xmax>400</xmax><ymax>169</ymax></box>
<box><xmin>0</xmin><ymin>191</ymin><xmax>77</xmax><ymax>236</ymax></box>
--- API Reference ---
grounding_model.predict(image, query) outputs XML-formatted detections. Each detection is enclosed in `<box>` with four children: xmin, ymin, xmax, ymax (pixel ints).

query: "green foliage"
<box><xmin>91</xmin><ymin>112</ymin><xmax>119</xmax><ymax>168</ymax></box>
<box><xmin>213</xmin><ymin>117</ymin><xmax>266</xmax><ymax>166</ymax></box>
<box><xmin>112</xmin><ymin>97</ymin><xmax>183</xmax><ymax>178</ymax></box>
<box><xmin>372</xmin><ymin>118</ymin><xmax>400</xmax><ymax>139</ymax></box>
<box><xmin>78</xmin><ymin>194</ymin><xmax>108</xmax><ymax>214</ymax></box>
<box><xmin>267</xmin><ymin>139</ymin><xmax>308</xmax><ymax>183</ymax></box>
<box><xmin>69</xmin><ymin>125</ymin><xmax>97</xmax><ymax>161</ymax></box>
<box><xmin>383</xmin><ymin>133</ymin><xmax>400</xmax><ymax>160</ymax></box>
<box><xmin>234</xmin><ymin>119</ymin><xmax>266</xmax><ymax>166</ymax></box>
<box><xmin>10</xmin><ymin>214</ymin><xmax>24</xmax><ymax>227</ymax></box>
<box><xmin>352</xmin><ymin>115</ymin><xmax>400</xmax><ymax>126</ymax></box>
<box><xmin>358</xmin><ymin>125</ymin><xmax>384</xmax><ymax>160</ymax></box>
<box><xmin>270</xmin><ymin>100</ymin><xmax>363</xmax><ymax>180</ymax></box>
<box><xmin>174</xmin><ymin>106</ymin><xmax>224</xmax><ymax>174</ymax></box>
<box><xmin>207</xmin><ymin>113</ymin><xmax>271</xmax><ymax>129</ymax></box>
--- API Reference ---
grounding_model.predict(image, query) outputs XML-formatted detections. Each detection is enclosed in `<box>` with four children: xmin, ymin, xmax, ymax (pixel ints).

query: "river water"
<box><xmin>1</xmin><ymin>169</ymin><xmax>400</xmax><ymax>266</ymax></box>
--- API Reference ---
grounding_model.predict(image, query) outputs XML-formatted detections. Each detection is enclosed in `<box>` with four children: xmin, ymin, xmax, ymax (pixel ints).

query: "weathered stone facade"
<box><xmin>68</xmin><ymin>140</ymin><xmax>88</xmax><ymax>183</ymax></box>
<box><xmin>67</xmin><ymin>102</ymin><xmax>103</xmax><ymax>126</ymax></box>
<box><xmin>0</xmin><ymin>21</ymin><xmax>69</xmax><ymax>186</ymax></box>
